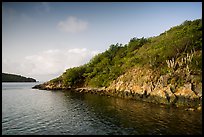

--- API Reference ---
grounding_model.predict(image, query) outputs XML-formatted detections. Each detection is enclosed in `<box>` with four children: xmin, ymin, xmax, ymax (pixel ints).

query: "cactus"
<box><xmin>166</xmin><ymin>52</ymin><xmax>194</xmax><ymax>77</ymax></box>
<box><xmin>166</xmin><ymin>57</ymin><xmax>176</xmax><ymax>70</ymax></box>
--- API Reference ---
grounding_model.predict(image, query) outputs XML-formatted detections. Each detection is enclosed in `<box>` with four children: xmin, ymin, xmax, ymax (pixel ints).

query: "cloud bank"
<box><xmin>3</xmin><ymin>48</ymin><xmax>99</xmax><ymax>81</ymax></box>
<box><xmin>58</xmin><ymin>16</ymin><xmax>88</xmax><ymax>33</ymax></box>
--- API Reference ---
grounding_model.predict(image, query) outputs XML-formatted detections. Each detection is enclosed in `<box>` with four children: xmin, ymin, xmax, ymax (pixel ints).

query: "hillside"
<box><xmin>33</xmin><ymin>19</ymin><xmax>202</xmax><ymax>108</ymax></box>
<box><xmin>2</xmin><ymin>73</ymin><xmax>37</xmax><ymax>82</ymax></box>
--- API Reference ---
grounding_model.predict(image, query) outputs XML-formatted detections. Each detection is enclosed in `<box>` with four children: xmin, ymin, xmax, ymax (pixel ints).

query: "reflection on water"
<box><xmin>2</xmin><ymin>83</ymin><xmax>202</xmax><ymax>135</ymax></box>
<box><xmin>79</xmin><ymin>92</ymin><xmax>202</xmax><ymax>135</ymax></box>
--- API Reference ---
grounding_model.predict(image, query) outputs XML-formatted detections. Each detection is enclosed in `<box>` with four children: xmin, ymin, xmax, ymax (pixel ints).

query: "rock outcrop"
<box><xmin>33</xmin><ymin>66</ymin><xmax>202</xmax><ymax>110</ymax></box>
<box><xmin>32</xmin><ymin>81</ymin><xmax>70</xmax><ymax>90</ymax></box>
<box><xmin>106</xmin><ymin>67</ymin><xmax>202</xmax><ymax>108</ymax></box>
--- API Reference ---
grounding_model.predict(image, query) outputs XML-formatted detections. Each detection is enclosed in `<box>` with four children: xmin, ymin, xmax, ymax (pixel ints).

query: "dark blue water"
<box><xmin>2</xmin><ymin>83</ymin><xmax>202</xmax><ymax>135</ymax></box>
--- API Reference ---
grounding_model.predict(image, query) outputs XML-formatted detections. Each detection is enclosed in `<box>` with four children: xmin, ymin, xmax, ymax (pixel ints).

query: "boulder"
<box><xmin>164</xmin><ymin>85</ymin><xmax>176</xmax><ymax>104</ymax></box>
<box><xmin>132</xmin><ymin>85</ymin><xmax>143</xmax><ymax>95</ymax></box>
<box><xmin>174</xmin><ymin>83</ymin><xmax>198</xmax><ymax>99</ymax></box>
<box><xmin>141</xmin><ymin>83</ymin><xmax>152</xmax><ymax>95</ymax></box>
<box><xmin>149</xmin><ymin>86</ymin><xmax>176</xmax><ymax>105</ymax></box>
<box><xmin>174</xmin><ymin>83</ymin><xmax>200</xmax><ymax>107</ymax></box>
<box><xmin>193</xmin><ymin>82</ymin><xmax>202</xmax><ymax>98</ymax></box>
<box><xmin>197</xmin><ymin>106</ymin><xmax>202</xmax><ymax>111</ymax></box>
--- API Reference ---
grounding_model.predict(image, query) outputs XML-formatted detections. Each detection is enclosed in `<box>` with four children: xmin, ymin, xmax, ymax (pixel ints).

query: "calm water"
<box><xmin>2</xmin><ymin>82</ymin><xmax>202</xmax><ymax>135</ymax></box>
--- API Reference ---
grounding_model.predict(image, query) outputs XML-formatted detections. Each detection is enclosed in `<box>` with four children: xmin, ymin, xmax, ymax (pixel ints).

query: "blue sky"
<box><xmin>2</xmin><ymin>2</ymin><xmax>202</xmax><ymax>81</ymax></box>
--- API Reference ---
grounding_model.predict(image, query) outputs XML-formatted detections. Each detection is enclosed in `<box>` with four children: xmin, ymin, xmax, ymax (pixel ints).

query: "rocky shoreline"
<box><xmin>32</xmin><ymin>81</ymin><xmax>202</xmax><ymax>111</ymax></box>
<box><xmin>32</xmin><ymin>19</ymin><xmax>202</xmax><ymax>112</ymax></box>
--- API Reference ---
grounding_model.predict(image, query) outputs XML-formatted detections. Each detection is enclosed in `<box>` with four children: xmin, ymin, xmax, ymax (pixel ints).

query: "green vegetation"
<box><xmin>2</xmin><ymin>73</ymin><xmax>37</xmax><ymax>82</ymax></box>
<box><xmin>49</xmin><ymin>19</ymin><xmax>202</xmax><ymax>88</ymax></box>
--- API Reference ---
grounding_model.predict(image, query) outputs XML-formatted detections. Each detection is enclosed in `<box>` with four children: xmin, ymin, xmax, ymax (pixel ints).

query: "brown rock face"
<box><xmin>32</xmin><ymin>81</ymin><xmax>67</xmax><ymax>90</ymax></box>
<box><xmin>33</xmin><ymin>65</ymin><xmax>201</xmax><ymax>108</ymax></box>
<box><xmin>193</xmin><ymin>82</ymin><xmax>202</xmax><ymax>98</ymax></box>
<box><xmin>174</xmin><ymin>83</ymin><xmax>198</xmax><ymax>99</ymax></box>
<box><xmin>132</xmin><ymin>85</ymin><xmax>143</xmax><ymax>94</ymax></box>
<box><xmin>174</xmin><ymin>83</ymin><xmax>200</xmax><ymax>107</ymax></box>
<box><xmin>164</xmin><ymin>85</ymin><xmax>176</xmax><ymax>104</ymax></box>
<box><xmin>149</xmin><ymin>86</ymin><xmax>176</xmax><ymax>105</ymax></box>
<box><xmin>107</xmin><ymin>66</ymin><xmax>201</xmax><ymax>108</ymax></box>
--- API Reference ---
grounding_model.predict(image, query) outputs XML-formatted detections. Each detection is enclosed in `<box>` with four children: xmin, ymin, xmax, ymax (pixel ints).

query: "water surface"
<box><xmin>2</xmin><ymin>82</ymin><xmax>202</xmax><ymax>135</ymax></box>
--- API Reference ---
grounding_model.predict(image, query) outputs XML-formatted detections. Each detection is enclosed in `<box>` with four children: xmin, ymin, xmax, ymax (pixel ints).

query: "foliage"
<box><xmin>49</xmin><ymin>19</ymin><xmax>202</xmax><ymax>88</ymax></box>
<box><xmin>62</xmin><ymin>66</ymin><xmax>86</xmax><ymax>87</ymax></box>
<box><xmin>2</xmin><ymin>73</ymin><xmax>36</xmax><ymax>82</ymax></box>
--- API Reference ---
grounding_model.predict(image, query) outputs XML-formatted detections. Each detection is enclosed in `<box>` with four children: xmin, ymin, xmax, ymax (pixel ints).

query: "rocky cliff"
<box><xmin>33</xmin><ymin>65</ymin><xmax>202</xmax><ymax>109</ymax></box>
<box><xmin>106</xmin><ymin>66</ymin><xmax>202</xmax><ymax>108</ymax></box>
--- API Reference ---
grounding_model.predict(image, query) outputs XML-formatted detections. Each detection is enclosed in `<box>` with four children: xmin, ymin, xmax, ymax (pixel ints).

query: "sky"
<box><xmin>2</xmin><ymin>2</ymin><xmax>202</xmax><ymax>82</ymax></box>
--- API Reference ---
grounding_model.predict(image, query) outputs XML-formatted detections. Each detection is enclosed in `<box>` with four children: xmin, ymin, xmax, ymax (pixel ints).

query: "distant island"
<box><xmin>2</xmin><ymin>73</ymin><xmax>37</xmax><ymax>82</ymax></box>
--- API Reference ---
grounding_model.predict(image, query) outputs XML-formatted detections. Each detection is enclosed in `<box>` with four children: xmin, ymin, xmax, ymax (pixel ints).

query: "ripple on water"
<box><xmin>2</xmin><ymin>84</ymin><xmax>202</xmax><ymax>135</ymax></box>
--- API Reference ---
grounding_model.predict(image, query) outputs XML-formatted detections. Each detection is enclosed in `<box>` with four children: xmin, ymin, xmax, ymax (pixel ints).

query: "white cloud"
<box><xmin>58</xmin><ymin>16</ymin><xmax>88</xmax><ymax>33</ymax></box>
<box><xmin>2</xmin><ymin>48</ymin><xmax>99</xmax><ymax>81</ymax></box>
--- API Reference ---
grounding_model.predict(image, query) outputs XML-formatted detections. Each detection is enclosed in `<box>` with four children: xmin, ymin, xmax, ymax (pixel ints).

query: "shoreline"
<box><xmin>32</xmin><ymin>83</ymin><xmax>202</xmax><ymax>111</ymax></box>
